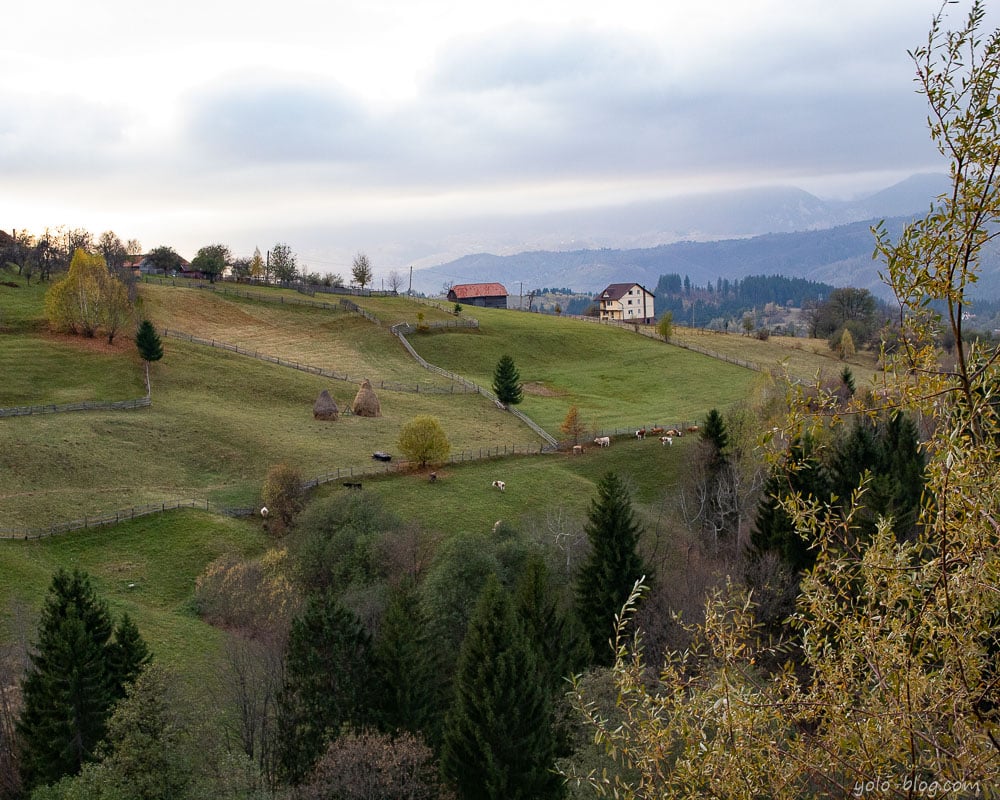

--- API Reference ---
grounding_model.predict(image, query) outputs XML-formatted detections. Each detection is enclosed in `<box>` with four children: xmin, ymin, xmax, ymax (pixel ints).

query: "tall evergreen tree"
<box><xmin>108</xmin><ymin>613</ymin><xmax>152</xmax><ymax>700</ymax></box>
<box><xmin>750</xmin><ymin>435</ymin><xmax>830</xmax><ymax>575</ymax></box>
<box><xmin>17</xmin><ymin>569</ymin><xmax>150</xmax><ymax>793</ymax></box>
<box><xmin>575</xmin><ymin>472</ymin><xmax>650</xmax><ymax>666</ymax></box>
<box><xmin>372</xmin><ymin>579</ymin><xmax>442</xmax><ymax>742</ymax></box>
<box><xmin>441</xmin><ymin>575</ymin><xmax>563</xmax><ymax>800</ymax></box>
<box><xmin>134</xmin><ymin>319</ymin><xmax>163</xmax><ymax>364</ymax></box>
<box><xmin>491</xmin><ymin>354</ymin><xmax>524</xmax><ymax>406</ymax></box>
<box><xmin>276</xmin><ymin>591</ymin><xmax>373</xmax><ymax>785</ymax></box>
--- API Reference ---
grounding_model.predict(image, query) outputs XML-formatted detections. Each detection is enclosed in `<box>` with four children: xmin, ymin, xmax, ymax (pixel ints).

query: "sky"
<box><xmin>1</xmin><ymin>0</ymin><xmax>993</xmax><ymax>277</ymax></box>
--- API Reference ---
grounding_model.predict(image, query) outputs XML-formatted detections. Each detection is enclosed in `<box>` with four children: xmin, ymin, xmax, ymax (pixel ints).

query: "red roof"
<box><xmin>449</xmin><ymin>282</ymin><xmax>508</xmax><ymax>298</ymax></box>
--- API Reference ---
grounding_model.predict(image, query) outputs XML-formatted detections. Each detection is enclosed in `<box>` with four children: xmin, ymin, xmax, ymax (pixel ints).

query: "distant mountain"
<box><xmin>408</xmin><ymin>173</ymin><xmax>1000</xmax><ymax>300</ymax></box>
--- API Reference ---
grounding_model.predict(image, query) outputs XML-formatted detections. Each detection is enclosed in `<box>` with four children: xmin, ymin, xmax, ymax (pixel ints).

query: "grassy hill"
<box><xmin>0</xmin><ymin>274</ymin><xmax>876</xmax><ymax>686</ymax></box>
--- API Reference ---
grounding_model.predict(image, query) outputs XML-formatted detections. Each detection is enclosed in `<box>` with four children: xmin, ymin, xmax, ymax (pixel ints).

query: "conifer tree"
<box><xmin>17</xmin><ymin>569</ymin><xmax>150</xmax><ymax>793</ymax></box>
<box><xmin>491</xmin><ymin>354</ymin><xmax>523</xmax><ymax>406</ymax></box>
<box><xmin>441</xmin><ymin>575</ymin><xmax>562</xmax><ymax>800</ymax></box>
<box><xmin>574</xmin><ymin>472</ymin><xmax>649</xmax><ymax>666</ymax></box>
<box><xmin>134</xmin><ymin>319</ymin><xmax>163</xmax><ymax>364</ymax></box>
<box><xmin>372</xmin><ymin>579</ymin><xmax>441</xmax><ymax>742</ymax></box>
<box><xmin>276</xmin><ymin>592</ymin><xmax>373</xmax><ymax>785</ymax></box>
<box><xmin>108</xmin><ymin>613</ymin><xmax>152</xmax><ymax>700</ymax></box>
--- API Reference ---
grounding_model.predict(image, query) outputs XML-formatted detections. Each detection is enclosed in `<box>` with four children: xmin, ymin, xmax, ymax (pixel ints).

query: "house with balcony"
<box><xmin>597</xmin><ymin>283</ymin><xmax>655</xmax><ymax>324</ymax></box>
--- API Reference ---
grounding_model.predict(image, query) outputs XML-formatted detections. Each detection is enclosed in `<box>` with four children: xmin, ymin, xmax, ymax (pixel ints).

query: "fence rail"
<box><xmin>161</xmin><ymin>329</ymin><xmax>479</xmax><ymax>394</ymax></box>
<box><xmin>390</xmin><ymin>324</ymin><xmax>559</xmax><ymax>447</ymax></box>
<box><xmin>0</xmin><ymin>443</ymin><xmax>550</xmax><ymax>540</ymax></box>
<box><xmin>0</xmin><ymin>395</ymin><xmax>151</xmax><ymax>418</ymax></box>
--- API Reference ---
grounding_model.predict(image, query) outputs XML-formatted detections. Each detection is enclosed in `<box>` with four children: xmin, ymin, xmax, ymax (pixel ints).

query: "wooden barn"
<box><xmin>447</xmin><ymin>282</ymin><xmax>509</xmax><ymax>309</ymax></box>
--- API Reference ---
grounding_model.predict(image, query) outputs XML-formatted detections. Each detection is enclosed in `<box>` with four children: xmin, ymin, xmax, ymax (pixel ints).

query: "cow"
<box><xmin>660</xmin><ymin>436</ymin><xmax>673</xmax><ymax>446</ymax></box>
<box><xmin>650</xmin><ymin>426</ymin><xmax>665</xmax><ymax>436</ymax></box>
<box><xmin>687</xmin><ymin>425</ymin><xmax>700</xmax><ymax>433</ymax></box>
<box><xmin>429</xmin><ymin>471</ymin><xmax>438</xmax><ymax>483</ymax></box>
<box><xmin>594</xmin><ymin>436</ymin><xmax>611</xmax><ymax>447</ymax></box>
<box><xmin>492</xmin><ymin>480</ymin><xmax>506</xmax><ymax>491</ymax></box>
<box><xmin>635</xmin><ymin>428</ymin><xmax>646</xmax><ymax>440</ymax></box>
<box><xmin>343</xmin><ymin>482</ymin><xmax>363</xmax><ymax>490</ymax></box>
<box><xmin>260</xmin><ymin>506</ymin><xmax>269</xmax><ymax>518</ymax></box>
<box><xmin>572</xmin><ymin>444</ymin><xmax>584</xmax><ymax>455</ymax></box>
<box><xmin>665</xmin><ymin>428</ymin><xmax>682</xmax><ymax>437</ymax></box>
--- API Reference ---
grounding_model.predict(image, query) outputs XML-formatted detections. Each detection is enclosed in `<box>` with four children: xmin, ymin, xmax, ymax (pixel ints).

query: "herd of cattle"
<box><xmin>571</xmin><ymin>424</ymin><xmax>698</xmax><ymax>454</ymax></box>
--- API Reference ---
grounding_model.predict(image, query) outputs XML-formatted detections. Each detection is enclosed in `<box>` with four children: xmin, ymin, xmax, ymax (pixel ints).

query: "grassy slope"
<box><xmin>403</xmin><ymin>306</ymin><xmax>757</xmax><ymax>432</ymax></box>
<box><xmin>1</xmin><ymin>276</ymin><xmax>872</xmax><ymax>688</ymax></box>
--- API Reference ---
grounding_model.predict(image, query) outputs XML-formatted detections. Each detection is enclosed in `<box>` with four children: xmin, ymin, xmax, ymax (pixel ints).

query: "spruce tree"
<box><xmin>372</xmin><ymin>578</ymin><xmax>441</xmax><ymax>742</ymax></box>
<box><xmin>491</xmin><ymin>354</ymin><xmax>523</xmax><ymax>406</ymax></box>
<box><xmin>134</xmin><ymin>319</ymin><xmax>163</xmax><ymax>364</ymax></box>
<box><xmin>17</xmin><ymin>569</ymin><xmax>147</xmax><ymax>792</ymax></box>
<box><xmin>574</xmin><ymin>472</ymin><xmax>649</xmax><ymax>666</ymax></box>
<box><xmin>276</xmin><ymin>591</ymin><xmax>373</xmax><ymax>785</ymax></box>
<box><xmin>108</xmin><ymin>613</ymin><xmax>152</xmax><ymax>700</ymax></box>
<box><xmin>441</xmin><ymin>575</ymin><xmax>562</xmax><ymax>800</ymax></box>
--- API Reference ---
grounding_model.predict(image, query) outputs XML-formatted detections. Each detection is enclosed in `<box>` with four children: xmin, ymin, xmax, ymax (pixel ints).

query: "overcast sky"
<box><xmin>1</xmin><ymin>0</ymin><xmax>991</xmax><ymax>274</ymax></box>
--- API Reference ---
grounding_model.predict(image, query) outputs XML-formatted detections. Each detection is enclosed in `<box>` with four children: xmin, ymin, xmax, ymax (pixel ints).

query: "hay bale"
<box><xmin>352</xmin><ymin>378</ymin><xmax>381</xmax><ymax>417</ymax></box>
<box><xmin>313</xmin><ymin>389</ymin><xmax>339</xmax><ymax>420</ymax></box>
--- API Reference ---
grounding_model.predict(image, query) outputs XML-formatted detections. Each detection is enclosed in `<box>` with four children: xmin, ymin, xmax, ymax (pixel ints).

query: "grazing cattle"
<box><xmin>687</xmin><ymin>425</ymin><xmax>699</xmax><ymax>433</ymax></box>
<box><xmin>594</xmin><ymin>436</ymin><xmax>611</xmax><ymax>447</ymax></box>
<box><xmin>572</xmin><ymin>444</ymin><xmax>584</xmax><ymax>455</ymax></box>
<box><xmin>372</xmin><ymin>451</ymin><xmax>392</xmax><ymax>462</ymax></box>
<box><xmin>429</xmin><ymin>472</ymin><xmax>437</xmax><ymax>483</ymax></box>
<box><xmin>260</xmin><ymin>506</ymin><xmax>269</xmax><ymax>518</ymax></box>
<box><xmin>635</xmin><ymin>428</ymin><xmax>646</xmax><ymax>440</ymax></box>
<box><xmin>492</xmin><ymin>480</ymin><xmax>506</xmax><ymax>492</ymax></box>
<box><xmin>650</xmin><ymin>426</ymin><xmax>665</xmax><ymax>436</ymax></box>
<box><xmin>665</xmin><ymin>428</ymin><xmax>682</xmax><ymax>437</ymax></box>
<box><xmin>343</xmin><ymin>482</ymin><xmax>363</xmax><ymax>490</ymax></box>
<box><xmin>660</xmin><ymin>436</ymin><xmax>673</xmax><ymax>446</ymax></box>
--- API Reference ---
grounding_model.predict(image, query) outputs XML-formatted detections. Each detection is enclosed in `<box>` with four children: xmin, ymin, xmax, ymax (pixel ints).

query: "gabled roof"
<box><xmin>449</xmin><ymin>282</ymin><xmax>508</xmax><ymax>298</ymax></box>
<box><xmin>0</xmin><ymin>230</ymin><xmax>16</xmax><ymax>248</ymax></box>
<box><xmin>599</xmin><ymin>282</ymin><xmax>654</xmax><ymax>301</ymax></box>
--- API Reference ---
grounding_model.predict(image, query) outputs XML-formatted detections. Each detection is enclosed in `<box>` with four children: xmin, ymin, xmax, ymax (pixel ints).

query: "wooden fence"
<box><xmin>0</xmin><ymin>443</ymin><xmax>551</xmax><ymax>540</ymax></box>
<box><xmin>0</xmin><ymin>395</ymin><xmax>151</xmax><ymax>418</ymax></box>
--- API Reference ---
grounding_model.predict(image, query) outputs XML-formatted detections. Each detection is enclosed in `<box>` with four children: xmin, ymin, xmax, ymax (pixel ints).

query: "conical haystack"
<box><xmin>352</xmin><ymin>378</ymin><xmax>381</xmax><ymax>417</ymax></box>
<box><xmin>313</xmin><ymin>389</ymin><xmax>339</xmax><ymax>420</ymax></box>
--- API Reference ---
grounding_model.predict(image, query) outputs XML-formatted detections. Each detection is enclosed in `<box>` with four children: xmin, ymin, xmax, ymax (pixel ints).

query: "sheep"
<box><xmin>492</xmin><ymin>480</ymin><xmax>506</xmax><ymax>492</ymax></box>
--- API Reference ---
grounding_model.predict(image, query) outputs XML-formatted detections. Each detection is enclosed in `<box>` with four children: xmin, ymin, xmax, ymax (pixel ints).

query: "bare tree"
<box><xmin>386</xmin><ymin>269</ymin><xmax>405</xmax><ymax>293</ymax></box>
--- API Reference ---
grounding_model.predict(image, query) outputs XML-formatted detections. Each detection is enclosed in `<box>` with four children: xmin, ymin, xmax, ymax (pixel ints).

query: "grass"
<box><xmin>1</xmin><ymin>276</ymin><xmax>888</xmax><ymax>697</ymax></box>
<box><xmin>0</xmin><ymin>508</ymin><xmax>268</xmax><ymax>687</ymax></box>
<box><xmin>407</xmin><ymin>306</ymin><xmax>757</xmax><ymax>432</ymax></box>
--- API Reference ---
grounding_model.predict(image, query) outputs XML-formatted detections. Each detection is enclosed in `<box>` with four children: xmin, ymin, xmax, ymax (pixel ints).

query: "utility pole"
<box><xmin>408</xmin><ymin>265</ymin><xmax>413</xmax><ymax>295</ymax></box>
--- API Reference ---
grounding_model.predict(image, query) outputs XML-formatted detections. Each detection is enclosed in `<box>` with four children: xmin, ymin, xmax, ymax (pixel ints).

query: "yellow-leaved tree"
<box><xmin>45</xmin><ymin>249</ymin><xmax>133</xmax><ymax>342</ymax></box>
<box><xmin>563</xmin><ymin>3</ymin><xmax>1000</xmax><ymax>797</ymax></box>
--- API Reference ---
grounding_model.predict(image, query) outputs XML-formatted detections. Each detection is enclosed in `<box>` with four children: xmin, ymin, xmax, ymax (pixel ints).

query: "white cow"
<box><xmin>260</xmin><ymin>506</ymin><xmax>269</xmax><ymax>518</ymax></box>
<box><xmin>492</xmin><ymin>480</ymin><xmax>506</xmax><ymax>492</ymax></box>
<box><xmin>594</xmin><ymin>436</ymin><xmax>611</xmax><ymax>447</ymax></box>
<box><xmin>660</xmin><ymin>436</ymin><xmax>673</xmax><ymax>446</ymax></box>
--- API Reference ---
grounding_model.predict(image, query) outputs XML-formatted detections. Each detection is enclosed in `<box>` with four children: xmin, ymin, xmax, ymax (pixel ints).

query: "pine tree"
<box><xmin>491</xmin><ymin>354</ymin><xmax>523</xmax><ymax>406</ymax></box>
<box><xmin>134</xmin><ymin>319</ymin><xmax>163</xmax><ymax>394</ymax></box>
<box><xmin>574</xmin><ymin>472</ymin><xmax>649</xmax><ymax>666</ymax></box>
<box><xmin>372</xmin><ymin>579</ymin><xmax>441</xmax><ymax>742</ymax></box>
<box><xmin>17</xmin><ymin>569</ymin><xmax>145</xmax><ymax>792</ymax></box>
<box><xmin>108</xmin><ymin>613</ymin><xmax>152</xmax><ymax>700</ymax></box>
<box><xmin>441</xmin><ymin>575</ymin><xmax>562</xmax><ymax>800</ymax></box>
<box><xmin>276</xmin><ymin>592</ymin><xmax>373</xmax><ymax>785</ymax></box>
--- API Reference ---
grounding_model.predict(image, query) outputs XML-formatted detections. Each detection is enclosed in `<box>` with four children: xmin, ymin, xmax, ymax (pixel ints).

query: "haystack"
<box><xmin>313</xmin><ymin>389</ymin><xmax>339</xmax><ymax>420</ymax></box>
<box><xmin>352</xmin><ymin>378</ymin><xmax>381</xmax><ymax>417</ymax></box>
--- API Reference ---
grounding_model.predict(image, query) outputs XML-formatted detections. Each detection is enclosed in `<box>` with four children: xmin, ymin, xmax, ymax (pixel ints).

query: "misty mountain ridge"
<box><xmin>410</xmin><ymin>173</ymin><xmax>1000</xmax><ymax>299</ymax></box>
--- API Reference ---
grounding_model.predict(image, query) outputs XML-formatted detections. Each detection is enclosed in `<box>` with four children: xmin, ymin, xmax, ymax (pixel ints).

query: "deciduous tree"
<box><xmin>397</xmin><ymin>415</ymin><xmax>450</xmax><ymax>469</ymax></box>
<box><xmin>351</xmin><ymin>252</ymin><xmax>373</xmax><ymax>289</ymax></box>
<box><xmin>191</xmin><ymin>243</ymin><xmax>230</xmax><ymax>284</ymax></box>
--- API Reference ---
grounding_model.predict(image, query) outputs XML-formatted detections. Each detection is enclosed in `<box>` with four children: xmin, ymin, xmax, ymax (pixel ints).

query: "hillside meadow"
<box><xmin>0</xmin><ymin>274</ymin><xmax>864</xmax><ymax>687</ymax></box>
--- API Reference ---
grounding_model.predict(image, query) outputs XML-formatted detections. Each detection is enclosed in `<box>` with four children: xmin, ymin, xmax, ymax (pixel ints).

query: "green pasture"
<box><xmin>139</xmin><ymin>283</ymin><xmax>458</xmax><ymax>390</ymax></box>
<box><xmin>0</xmin><ymin>276</ymin><xmax>48</xmax><ymax>333</ymax></box>
<box><xmin>0</xmin><ymin>509</ymin><xmax>267</xmax><ymax>689</ymax></box>
<box><xmin>0</xmin><ymin>338</ymin><xmax>533</xmax><ymax>529</ymax></box>
<box><xmin>406</xmin><ymin>306</ymin><xmax>757</xmax><ymax>431</ymax></box>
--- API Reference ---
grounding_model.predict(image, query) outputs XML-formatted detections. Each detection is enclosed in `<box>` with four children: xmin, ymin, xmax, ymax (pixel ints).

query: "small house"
<box><xmin>447</xmin><ymin>282</ymin><xmax>508</xmax><ymax>309</ymax></box>
<box><xmin>597</xmin><ymin>283</ymin><xmax>655</xmax><ymax>324</ymax></box>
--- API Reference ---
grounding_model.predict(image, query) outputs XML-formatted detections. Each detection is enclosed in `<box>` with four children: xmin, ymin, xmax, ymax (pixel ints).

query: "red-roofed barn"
<box><xmin>446</xmin><ymin>282</ymin><xmax>509</xmax><ymax>309</ymax></box>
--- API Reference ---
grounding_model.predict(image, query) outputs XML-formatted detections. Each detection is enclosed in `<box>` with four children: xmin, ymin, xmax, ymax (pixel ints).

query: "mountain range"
<box><xmin>409</xmin><ymin>173</ymin><xmax>1000</xmax><ymax>299</ymax></box>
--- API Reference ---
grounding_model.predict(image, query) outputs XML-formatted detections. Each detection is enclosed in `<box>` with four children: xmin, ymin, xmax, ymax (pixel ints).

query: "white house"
<box><xmin>597</xmin><ymin>283</ymin><xmax>656</xmax><ymax>324</ymax></box>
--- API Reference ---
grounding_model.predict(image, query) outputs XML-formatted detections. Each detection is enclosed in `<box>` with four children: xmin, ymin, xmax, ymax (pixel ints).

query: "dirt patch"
<box><xmin>522</xmin><ymin>382</ymin><xmax>564</xmax><ymax>397</ymax></box>
<box><xmin>40</xmin><ymin>330</ymin><xmax>135</xmax><ymax>355</ymax></box>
